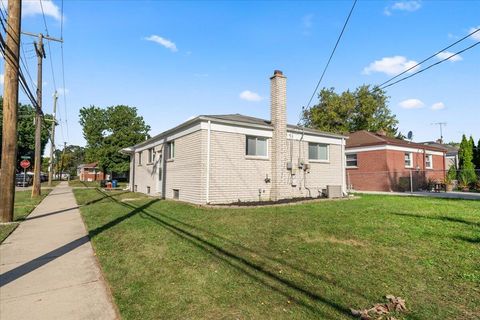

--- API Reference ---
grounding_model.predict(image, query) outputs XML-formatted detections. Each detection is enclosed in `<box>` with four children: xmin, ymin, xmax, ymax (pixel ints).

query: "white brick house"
<box><xmin>122</xmin><ymin>70</ymin><xmax>347</xmax><ymax>204</ymax></box>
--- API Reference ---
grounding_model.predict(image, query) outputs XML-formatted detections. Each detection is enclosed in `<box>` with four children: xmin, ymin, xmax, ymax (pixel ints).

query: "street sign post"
<box><xmin>20</xmin><ymin>160</ymin><xmax>31</xmax><ymax>188</ymax></box>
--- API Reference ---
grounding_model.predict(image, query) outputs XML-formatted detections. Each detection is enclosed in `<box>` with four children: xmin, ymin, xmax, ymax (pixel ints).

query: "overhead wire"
<box><xmin>378</xmin><ymin>28</ymin><xmax>480</xmax><ymax>88</ymax></box>
<box><xmin>302</xmin><ymin>0</ymin><xmax>357</xmax><ymax>122</ymax></box>
<box><xmin>60</xmin><ymin>0</ymin><xmax>68</xmax><ymax>142</ymax></box>
<box><xmin>380</xmin><ymin>41</ymin><xmax>480</xmax><ymax>90</ymax></box>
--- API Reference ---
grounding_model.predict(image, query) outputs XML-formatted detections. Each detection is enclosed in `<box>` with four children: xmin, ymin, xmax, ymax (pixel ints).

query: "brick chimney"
<box><xmin>270</xmin><ymin>70</ymin><xmax>288</xmax><ymax>201</ymax></box>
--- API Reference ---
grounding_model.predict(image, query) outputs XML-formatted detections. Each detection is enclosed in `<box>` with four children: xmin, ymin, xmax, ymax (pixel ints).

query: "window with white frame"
<box><xmin>148</xmin><ymin>148</ymin><xmax>155</xmax><ymax>164</ymax></box>
<box><xmin>167</xmin><ymin>141</ymin><xmax>175</xmax><ymax>160</ymax></box>
<box><xmin>346</xmin><ymin>153</ymin><xmax>358</xmax><ymax>167</ymax></box>
<box><xmin>308</xmin><ymin>143</ymin><xmax>329</xmax><ymax>161</ymax></box>
<box><xmin>246</xmin><ymin>136</ymin><xmax>268</xmax><ymax>157</ymax></box>
<box><xmin>138</xmin><ymin>151</ymin><xmax>142</xmax><ymax>165</ymax></box>
<box><xmin>404</xmin><ymin>152</ymin><xmax>413</xmax><ymax>167</ymax></box>
<box><xmin>425</xmin><ymin>154</ymin><xmax>433</xmax><ymax>169</ymax></box>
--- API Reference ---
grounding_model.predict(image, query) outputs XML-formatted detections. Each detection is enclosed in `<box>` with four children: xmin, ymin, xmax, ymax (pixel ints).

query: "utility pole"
<box><xmin>31</xmin><ymin>34</ymin><xmax>45</xmax><ymax>197</ymax></box>
<box><xmin>21</xmin><ymin>32</ymin><xmax>63</xmax><ymax>197</ymax></box>
<box><xmin>431</xmin><ymin>122</ymin><xmax>447</xmax><ymax>144</ymax></box>
<box><xmin>59</xmin><ymin>141</ymin><xmax>67</xmax><ymax>181</ymax></box>
<box><xmin>0</xmin><ymin>0</ymin><xmax>22</xmax><ymax>223</ymax></box>
<box><xmin>48</xmin><ymin>91</ymin><xmax>58</xmax><ymax>186</ymax></box>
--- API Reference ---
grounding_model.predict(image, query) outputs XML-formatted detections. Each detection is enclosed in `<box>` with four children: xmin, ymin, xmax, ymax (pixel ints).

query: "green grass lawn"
<box><xmin>0</xmin><ymin>190</ymin><xmax>51</xmax><ymax>242</ymax></box>
<box><xmin>74</xmin><ymin>189</ymin><xmax>480</xmax><ymax>320</ymax></box>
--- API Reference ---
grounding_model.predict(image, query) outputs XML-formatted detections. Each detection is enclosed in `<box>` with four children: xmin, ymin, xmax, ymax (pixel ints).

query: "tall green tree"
<box><xmin>302</xmin><ymin>85</ymin><xmax>400</xmax><ymax>136</ymax></box>
<box><xmin>458</xmin><ymin>134</ymin><xmax>476</xmax><ymax>185</ymax></box>
<box><xmin>78</xmin><ymin>105</ymin><xmax>150</xmax><ymax>175</ymax></box>
<box><xmin>475</xmin><ymin>138</ymin><xmax>480</xmax><ymax>168</ymax></box>
<box><xmin>0</xmin><ymin>97</ymin><xmax>54</xmax><ymax>170</ymax></box>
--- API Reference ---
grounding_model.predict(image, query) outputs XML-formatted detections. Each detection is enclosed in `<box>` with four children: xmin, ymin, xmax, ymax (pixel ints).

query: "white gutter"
<box><xmin>206</xmin><ymin>120</ymin><xmax>211</xmax><ymax>204</ymax></box>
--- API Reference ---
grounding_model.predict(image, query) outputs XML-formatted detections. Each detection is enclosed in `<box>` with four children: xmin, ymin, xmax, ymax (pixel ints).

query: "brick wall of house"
<box><xmin>79</xmin><ymin>169</ymin><xmax>104</xmax><ymax>181</ymax></box>
<box><xmin>347</xmin><ymin>148</ymin><xmax>445</xmax><ymax>191</ymax></box>
<box><xmin>346</xmin><ymin>150</ymin><xmax>390</xmax><ymax>191</ymax></box>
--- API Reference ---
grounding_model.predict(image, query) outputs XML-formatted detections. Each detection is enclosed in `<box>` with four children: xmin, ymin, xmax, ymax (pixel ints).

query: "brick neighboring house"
<box><xmin>77</xmin><ymin>163</ymin><xmax>105</xmax><ymax>181</ymax></box>
<box><xmin>421</xmin><ymin>141</ymin><xmax>459</xmax><ymax>169</ymax></box>
<box><xmin>345</xmin><ymin>131</ymin><xmax>447</xmax><ymax>192</ymax></box>
<box><xmin>121</xmin><ymin>70</ymin><xmax>347</xmax><ymax>204</ymax></box>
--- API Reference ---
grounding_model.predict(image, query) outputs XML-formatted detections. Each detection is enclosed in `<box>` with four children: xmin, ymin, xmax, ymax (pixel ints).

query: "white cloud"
<box><xmin>363</xmin><ymin>56</ymin><xmax>418</xmax><ymax>76</ymax></box>
<box><xmin>436</xmin><ymin>51</ymin><xmax>462</xmax><ymax>62</ymax></box>
<box><xmin>469</xmin><ymin>26</ymin><xmax>480</xmax><ymax>41</ymax></box>
<box><xmin>21</xmin><ymin>0</ymin><xmax>62</xmax><ymax>21</ymax></box>
<box><xmin>384</xmin><ymin>1</ymin><xmax>422</xmax><ymax>15</ymax></box>
<box><xmin>144</xmin><ymin>35</ymin><xmax>178</xmax><ymax>52</ymax></box>
<box><xmin>302</xmin><ymin>14</ymin><xmax>314</xmax><ymax>29</ymax></box>
<box><xmin>239</xmin><ymin>90</ymin><xmax>263</xmax><ymax>102</ymax></box>
<box><xmin>0</xmin><ymin>73</ymin><xmax>4</xmax><ymax>85</ymax></box>
<box><xmin>399</xmin><ymin>98</ymin><xmax>424</xmax><ymax>109</ymax></box>
<box><xmin>431</xmin><ymin>102</ymin><xmax>445</xmax><ymax>110</ymax></box>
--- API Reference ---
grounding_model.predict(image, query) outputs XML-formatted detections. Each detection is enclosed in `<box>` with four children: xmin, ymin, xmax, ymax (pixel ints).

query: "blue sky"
<box><xmin>1</xmin><ymin>0</ymin><xmax>479</xmax><ymax>150</ymax></box>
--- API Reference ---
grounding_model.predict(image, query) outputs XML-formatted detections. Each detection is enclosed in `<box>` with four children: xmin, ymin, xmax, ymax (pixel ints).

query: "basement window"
<box><xmin>134</xmin><ymin>185</ymin><xmax>138</xmax><ymax>192</ymax></box>
<box><xmin>147</xmin><ymin>186</ymin><xmax>151</xmax><ymax>194</ymax></box>
<box><xmin>346</xmin><ymin>153</ymin><xmax>357</xmax><ymax>167</ymax></box>
<box><xmin>308</xmin><ymin>143</ymin><xmax>329</xmax><ymax>161</ymax></box>
<box><xmin>246</xmin><ymin>136</ymin><xmax>268</xmax><ymax>157</ymax></box>
<box><xmin>173</xmin><ymin>189</ymin><xmax>179</xmax><ymax>199</ymax></box>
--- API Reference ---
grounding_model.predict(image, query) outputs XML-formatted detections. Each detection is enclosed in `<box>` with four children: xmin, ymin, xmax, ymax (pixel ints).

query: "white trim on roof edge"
<box><xmin>346</xmin><ymin>144</ymin><xmax>444</xmax><ymax>156</ymax></box>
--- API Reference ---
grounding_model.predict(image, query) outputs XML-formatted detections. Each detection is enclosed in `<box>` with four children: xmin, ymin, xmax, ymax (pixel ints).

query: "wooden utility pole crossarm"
<box><xmin>0</xmin><ymin>0</ymin><xmax>22</xmax><ymax>222</ymax></box>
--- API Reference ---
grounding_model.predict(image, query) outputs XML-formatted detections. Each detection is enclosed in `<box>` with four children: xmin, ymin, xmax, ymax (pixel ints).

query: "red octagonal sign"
<box><xmin>20</xmin><ymin>159</ymin><xmax>30</xmax><ymax>169</ymax></box>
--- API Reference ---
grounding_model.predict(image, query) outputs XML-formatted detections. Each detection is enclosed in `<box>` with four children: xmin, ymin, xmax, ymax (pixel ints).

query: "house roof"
<box><xmin>420</xmin><ymin>141</ymin><xmax>459</xmax><ymax>156</ymax></box>
<box><xmin>346</xmin><ymin>130</ymin><xmax>447</xmax><ymax>152</ymax></box>
<box><xmin>77</xmin><ymin>162</ymin><xmax>98</xmax><ymax>169</ymax></box>
<box><xmin>200</xmin><ymin>114</ymin><xmax>346</xmax><ymax>138</ymax></box>
<box><xmin>125</xmin><ymin>113</ymin><xmax>346</xmax><ymax>151</ymax></box>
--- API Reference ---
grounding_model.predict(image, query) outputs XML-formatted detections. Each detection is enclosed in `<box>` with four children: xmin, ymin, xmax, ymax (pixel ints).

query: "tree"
<box><xmin>458</xmin><ymin>134</ymin><xmax>476</xmax><ymax>185</ymax></box>
<box><xmin>473</xmin><ymin>138</ymin><xmax>480</xmax><ymax>169</ymax></box>
<box><xmin>53</xmin><ymin>145</ymin><xmax>86</xmax><ymax>177</ymax></box>
<box><xmin>79</xmin><ymin>105</ymin><xmax>150</xmax><ymax>176</ymax></box>
<box><xmin>0</xmin><ymin>97</ymin><xmax>54</xmax><ymax>171</ymax></box>
<box><xmin>302</xmin><ymin>85</ymin><xmax>400</xmax><ymax>136</ymax></box>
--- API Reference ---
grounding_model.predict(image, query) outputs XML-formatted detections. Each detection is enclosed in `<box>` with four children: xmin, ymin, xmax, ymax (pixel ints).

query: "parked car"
<box><xmin>15</xmin><ymin>173</ymin><xmax>33</xmax><ymax>187</ymax></box>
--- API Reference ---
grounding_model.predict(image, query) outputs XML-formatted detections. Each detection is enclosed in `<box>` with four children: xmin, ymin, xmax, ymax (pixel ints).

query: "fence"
<box><xmin>346</xmin><ymin>169</ymin><xmax>480</xmax><ymax>193</ymax></box>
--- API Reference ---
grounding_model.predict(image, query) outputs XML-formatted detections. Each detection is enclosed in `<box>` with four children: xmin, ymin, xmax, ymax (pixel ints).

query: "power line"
<box><xmin>39</xmin><ymin>0</ymin><xmax>58</xmax><ymax>91</ymax></box>
<box><xmin>378</xmin><ymin>28</ymin><xmax>480</xmax><ymax>88</ymax></box>
<box><xmin>303</xmin><ymin>0</ymin><xmax>357</xmax><ymax>116</ymax></box>
<box><xmin>60</xmin><ymin>0</ymin><xmax>69</xmax><ymax>142</ymax></box>
<box><xmin>380</xmin><ymin>41</ymin><xmax>480</xmax><ymax>90</ymax></box>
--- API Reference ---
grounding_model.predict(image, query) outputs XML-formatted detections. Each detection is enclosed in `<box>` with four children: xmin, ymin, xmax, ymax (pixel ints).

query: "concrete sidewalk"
<box><xmin>0</xmin><ymin>182</ymin><xmax>118</xmax><ymax>320</ymax></box>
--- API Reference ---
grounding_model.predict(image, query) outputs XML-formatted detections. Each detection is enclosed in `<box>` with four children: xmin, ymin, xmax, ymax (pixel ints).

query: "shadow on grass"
<box><xmin>390</xmin><ymin>212</ymin><xmax>480</xmax><ymax>228</ymax></box>
<box><xmin>1</xmin><ymin>189</ymin><xmax>354</xmax><ymax>318</ymax></box>
<box><xmin>454</xmin><ymin>235</ymin><xmax>480</xmax><ymax>243</ymax></box>
<box><xmin>0</xmin><ymin>190</ymin><xmax>158</xmax><ymax>287</ymax></box>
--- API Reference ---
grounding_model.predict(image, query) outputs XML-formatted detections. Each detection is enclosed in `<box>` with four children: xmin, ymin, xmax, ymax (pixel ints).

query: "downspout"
<box><xmin>131</xmin><ymin>152</ymin><xmax>135</xmax><ymax>192</ymax></box>
<box><xmin>206</xmin><ymin>120</ymin><xmax>211</xmax><ymax>204</ymax></box>
<box><xmin>341</xmin><ymin>137</ymin><xmax>346</xmax><ymax>196</ymax></box>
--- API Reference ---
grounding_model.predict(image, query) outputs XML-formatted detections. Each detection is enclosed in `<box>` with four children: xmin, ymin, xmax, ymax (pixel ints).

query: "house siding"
<box><xmin>132</xmin><ymin>130</ymin><xmax>206</xmax><ymax>204</ymax></box>
<box><xmin>207</xmin><ymin>130</ymin><xmax>344</xmax><ymax>204</ymax></box>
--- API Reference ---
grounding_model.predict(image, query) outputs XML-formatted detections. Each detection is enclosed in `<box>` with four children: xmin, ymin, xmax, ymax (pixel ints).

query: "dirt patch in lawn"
<box><xmin>303</xmin><ymin>234</ymin><xmax>367</xmax><ymax>247</ymax></box>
